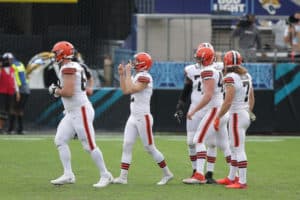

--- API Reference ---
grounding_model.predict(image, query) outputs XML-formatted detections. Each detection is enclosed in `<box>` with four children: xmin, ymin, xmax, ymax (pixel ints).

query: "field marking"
<box><xmin>1</xmin><ymin>137</ymin><xmax>46</xmax><ymax>141</ymax></box>
<box><xmin>0</xmin><ymin>135</ymin><xmax>299</xmax><ymax>142</ymax></box>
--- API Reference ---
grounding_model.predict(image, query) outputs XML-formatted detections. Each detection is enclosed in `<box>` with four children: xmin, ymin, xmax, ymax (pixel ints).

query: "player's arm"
<box><xmin>55</xmin><ymin>68</ymin><xmax>76</xmax><ymax>97</ymax></box>
<box><xmin>248</xmin><ymin>87</ymin><xmax>255</xmax><ymax>112</ymax></box>
<box><xmin>213</xmin><ymin>82</ymin><xmax>234</xmax><ymax>131</ymax></box>
<box><xmin>174</xmin><ymin>75</ymin><xmax>192</xmax><ymax>123</ymax></box>
<box><xmin>177</xmin><ymin>75</ymin><xmax>192</xmax><ymax>109</ymax></box>
<box><xmin>187</xmin><ymin>78</ymin><xmax>214</xmax><ymax>119</ymax></box>
<box><xmin>118</xmin><ymin>64</ymin><xmax>128</xmax><ymax>94</ymax></box>
<box><xmin>124</xmin><ymin>63</ymin><xmax>148</xmax><ymax>94</ymax></box>
<box><xmin>82</xmin><ymin>64</ymin><xmax>94</xmax><ymax>95</ymax></box>
<box><xmin>218</xmin><ymin>84</ymin><xmax>235</xmax><ymax>119</ymax></box>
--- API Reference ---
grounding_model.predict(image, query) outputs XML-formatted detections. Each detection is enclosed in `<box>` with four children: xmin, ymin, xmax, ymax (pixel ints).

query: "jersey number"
<box><xmin>81</xmin><ymin>71</ymin><xmax>87</xmax><ymax>91</ymax></box>
<box><xmin>243</xmin><ymin>81</ymin><xmax>250</xmax><ymax>102</ymax></box>
<box><xmin>217</xmin><ymin>72</ymin><xmax>224</xmax><ymax>93</ymax></box>
<box><xmin>194</xmin><ymin>75</ymin><xmax>202</xmax><ymax>92</ymax></box>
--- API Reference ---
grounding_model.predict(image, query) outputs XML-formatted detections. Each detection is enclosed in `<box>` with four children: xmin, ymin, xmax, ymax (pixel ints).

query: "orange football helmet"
<box><xmin>51</xmin><ymin>41</ymin><xmax>75</xmax><ymax>63</ymax></box>
<box><xmin>197</xmin><ymin>42</ymin><xmax>214</xmax><ymax>51</ymax></box>
<box><xmin>194</xmin><ymin>47</ymin><xmax>215</xmax><ymax>66</ymax></box>
<box><xmin>133</xmin><ymin>52</ymin><xmax>152</xmax><ymax>71</ymax></box>
<box><xmin>223</xmin><ymin>50</ymin><xmax>242</xmax><ymax>66</ymax></box>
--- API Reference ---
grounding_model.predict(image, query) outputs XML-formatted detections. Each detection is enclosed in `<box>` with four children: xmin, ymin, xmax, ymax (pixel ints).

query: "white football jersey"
<box><xmin>59</xmin><ymin>61</ymin><xmax>90</xmax><ymax>111</ymax></box>
<box><xmin>130</xmin><ymin>71</ymin><xmax>153</xmax><ymax>116</ymax></box>
<box><xmin>185</xmin><ymin>63</ymin><xmax>203</xmax><ymax>106</ymax></box>
<box><xmin>224</xmin><ymin>72</ymin><xmax>252</xmax><ymax>112</ymax></box>
<box><xmin>199</xmin><ymin>65</ymin><xmax>224</xmax><ymax>109</ymax></box>
<box><xmin>213</xmin><ymin>62</ymin><xmax>224</xmax><ymax>71</ymax></box>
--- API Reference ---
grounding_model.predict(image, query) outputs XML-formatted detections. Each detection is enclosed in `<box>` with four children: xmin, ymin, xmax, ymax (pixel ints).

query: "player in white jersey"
<box><xmin>174</xmin><ymin>62</ymin><xmax>203</xmax><ymax>177</ymax></box>
<box><xmin>114</xmin><ymin>52</ymin><xmax>173</xmax><ymax>185</ymax></box>
<box><xmin>48</xmin><ymin>41</ymin><xmax>113</xmax><ymax>188</ymax></box>
<box><xmin>214</xmin><ymin>50</ymin><xmax>255</xmax><ymax>189</ymax></box>
<box><xmin>196</xmin><ymin>43</ymin><xmax>231</xmax><ymax>183</ymax></box>
<box><xmin>182</xmin><ymin>47</ymin><xmax>228</xmax><ymax>184</ymax></box>
<box><xmin>175</xmin><ymin>43</ymin><xmax>231</xmax><ymax>184</ymax></box>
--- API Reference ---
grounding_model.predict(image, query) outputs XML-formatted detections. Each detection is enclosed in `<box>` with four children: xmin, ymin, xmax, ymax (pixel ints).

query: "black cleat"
<box><xmin>205</xmin><ymin>172</ymin><xmax>217</xmax><ymax>184</ymax></box>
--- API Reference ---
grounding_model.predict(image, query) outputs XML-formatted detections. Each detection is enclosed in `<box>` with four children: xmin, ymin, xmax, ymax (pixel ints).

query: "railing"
<box><xmin>113</xmin><ymin>48</ymin><xmax>274</xmax><ymax>90</ymax></box>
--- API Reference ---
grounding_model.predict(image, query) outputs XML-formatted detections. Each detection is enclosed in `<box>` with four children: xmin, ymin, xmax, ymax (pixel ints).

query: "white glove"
<box><xmin>48</xmin><ymin>83</ymin><xmax>60</xmax><ymax>98</ymax></box>
<box><xmin>249</xmin><ymin>111</ymin><xmax>256</xmax><ymax>122</ymax></box>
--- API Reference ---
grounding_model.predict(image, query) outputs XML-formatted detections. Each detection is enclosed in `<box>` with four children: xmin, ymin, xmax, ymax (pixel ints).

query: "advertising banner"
<box><xmin>155</xmin><ymin>0</ymin><xmax>300</xmax><ymax>16</ymax></box>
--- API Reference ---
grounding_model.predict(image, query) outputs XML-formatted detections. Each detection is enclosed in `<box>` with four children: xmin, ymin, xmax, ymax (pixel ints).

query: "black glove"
<box><xmin>174</xmin><ymin>109</ymin><xmax>184</xmax><ymax>124</ymax></box>
<box><xmin>174</xmin><ymin>100</ymin><xmax>185</xmax><ymax>124</ymax></box>
<box><xmin>48</xmin><ymin>83</ymin><xmax>61</xmax><ymax>98</ymax></box>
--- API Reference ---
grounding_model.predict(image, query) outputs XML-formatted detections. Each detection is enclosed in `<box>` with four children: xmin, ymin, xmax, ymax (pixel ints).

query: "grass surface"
<box><xmin>0</xmin><ymin>134</ymin><xmax>299</xmax><ymax>200</ymax></box>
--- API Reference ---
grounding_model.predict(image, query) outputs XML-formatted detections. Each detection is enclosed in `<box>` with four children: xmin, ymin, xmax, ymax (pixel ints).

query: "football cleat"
<box><xmin>50</xmin><ymin>173</ymin><xmax>75</xmax><ymax>185</ymax></box>
<box><xmin>93</xmin><ymin>172</ymin><xmax>113</xmax><ymax>188</ymax></box>
<box><xmin>157</xmin><ymin>173</ymin><xmax>174</xmax><ymax>185</ymax></box>
<box><xmin>205</xmin><ymin>172</ymin><xmax>217</xmax><ymax>184</ymax></box>
<box><xmin>182</xmin><ymin>172</ymin><xmax>207</xmax><ymax>184</ymax></box>
<box><xmin>113</xmin><ymin>176</ymin><xmax>128</xmax><ymax>184</ymax></box>
<box><xmin>216</xmin><ymin>177</ymin><xmax>239</xmax><ymax>185</ymax></box>
<box><xmin>226</xmin><ymin>182</ymin><xmax>247</xmax><ymax>189</ymax></box>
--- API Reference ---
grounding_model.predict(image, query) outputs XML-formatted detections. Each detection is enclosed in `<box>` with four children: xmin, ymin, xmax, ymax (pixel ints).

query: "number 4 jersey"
<box><xmin>199</xmin><ymin>65</ymin><xmax>224</xmax><ymax>109</ymax></box>
<box><xmin>223</xmin><ymin>72</ymin><xmax>253</xmax><ymax>112</ymax></box>
<box><xmin>59</xmin><ymin>61</ymin><xmax>90</xmax><ymax>111</ymax></box>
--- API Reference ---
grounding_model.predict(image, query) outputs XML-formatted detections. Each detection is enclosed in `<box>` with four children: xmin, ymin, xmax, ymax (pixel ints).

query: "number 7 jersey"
<box><xmin>223</xmin><ymin>72</ymin><xmax>253</xmax><ymax>112</ymax></box>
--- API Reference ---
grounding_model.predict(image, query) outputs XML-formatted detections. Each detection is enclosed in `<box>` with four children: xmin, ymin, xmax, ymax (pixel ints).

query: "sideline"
<box><xmin>0</xmin><ymin>134</ymin><xmax>299</xmax><ymax>142</ymax></box>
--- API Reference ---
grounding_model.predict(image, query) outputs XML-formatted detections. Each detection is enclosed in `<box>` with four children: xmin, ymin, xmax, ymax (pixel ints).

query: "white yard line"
<box><xmin>0</xmin><ymin>134</ymin><xmax>299</xmax><ymax>142</ymax></box>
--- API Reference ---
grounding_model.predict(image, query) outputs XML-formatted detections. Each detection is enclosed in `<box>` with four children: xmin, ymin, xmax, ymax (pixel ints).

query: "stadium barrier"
<box><xmin>23</xmin><ymin>88</ymin><xmax>298</xmax><ymax>134</ymax></box>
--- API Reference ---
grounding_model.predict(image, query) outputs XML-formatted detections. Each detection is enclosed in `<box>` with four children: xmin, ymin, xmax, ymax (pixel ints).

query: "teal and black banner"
<box><xmin>274</xmin><ymin>63</ymin><xmax>300</xmax><ymax>132</ymax></box>
<box><xmin>24</xmin><ymin>88</ymin><xmax>280</xmax><ymax>134</ymax></box>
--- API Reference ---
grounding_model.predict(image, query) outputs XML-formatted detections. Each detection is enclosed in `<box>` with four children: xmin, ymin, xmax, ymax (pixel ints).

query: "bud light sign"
<box><xmin>211</xmin><ymin>0</ymin><xmax>248</xmax><ymax>15</ymax></box>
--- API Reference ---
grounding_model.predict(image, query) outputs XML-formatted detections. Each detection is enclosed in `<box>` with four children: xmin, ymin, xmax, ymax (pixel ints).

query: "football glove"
<box><xmin>174</xmin><ymin>109</ymin><xmax>184</xmax><ymax>124</ymax></box>
<box><xmin>174</xmin><ymin>100</ymin><xmax>186</xmax><ymax>124</ymax></box>
<box><xmin>48</xmin><ymin>83</ymin><xmax>60</xmax><ymax>98</ymax></box>
<box><xmin>249</xmin><ymin>111</ymin><xmax>256</xmax><ymax>122</ymax></box>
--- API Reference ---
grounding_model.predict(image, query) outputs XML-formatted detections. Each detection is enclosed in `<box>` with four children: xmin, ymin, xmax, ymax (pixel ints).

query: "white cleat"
<box><xmin>113</xmin><ymin>176</ymin><xmax>128</xmax><ymax>184</ymax></box>
<box><xmin>51</xmin><ymin>173</ymin><xmax>75</xmax><ymax>185</ymax></box>
<box><xmin>182</xmin><ymin>178</ymin><xmax>200</xmax><ymax>184</ymax></box>
<box><xmin>182</xmin><ymin>172</ymin><xmax>207</xmax><ymax>184</ymax></box>
<box><xmin>93</xmin><ymin>172</ymin><xmax>113</xmax><ymax>188</ymax></box>
<box><xmin>157</xmin><ymin>173</ymin><xmax>174</xmax><ymax>185</ymax></box>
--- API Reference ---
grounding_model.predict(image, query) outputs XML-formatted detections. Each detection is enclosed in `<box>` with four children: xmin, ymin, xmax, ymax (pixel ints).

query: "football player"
<box><xmin>114</xmin><ymin>52</ymin><xmax>174</xmax><ymax>185</ymax></box>
<box><xmin>214</xmin><ymin>50</ymin><xmax>255</xmax><ymax>189</ymax></box>
<box><xmin>48</xmin><ymin>41</ymin><xmax>113</xmax><ymax>188</ymax></box>
<box><xmin>72</xmin><ymin>49</ymin><xmax>94</xmax><ymax>96</ymax></box>
<box><xmin>182</xmin><ymin>47</ymin><xmax>228</xmax><ymax>184</ymax></box>
<box><xmin>176</xmin><ymin>43</ymin><xmax>231</xmax><ymax>184</ymax></box>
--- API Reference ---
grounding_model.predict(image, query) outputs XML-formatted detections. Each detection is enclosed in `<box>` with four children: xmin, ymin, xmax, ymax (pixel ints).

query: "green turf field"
<box><xmin>0</xmin><ymin>134</ymin><xmax>299</xmax><ymax>200</ymax></box>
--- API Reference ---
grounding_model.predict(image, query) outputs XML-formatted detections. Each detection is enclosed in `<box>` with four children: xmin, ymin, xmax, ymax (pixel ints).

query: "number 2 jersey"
<box><xmin>223</xmin><ymin>72</ymin><xmax>253</xmax><ymax>112</ymax></box>
<box><xmin>59</xmin><ymin>61</ymin><xmax>90</xmax><ymax>111</ymax></box>
<box><xmin>130</xmin><ymin>71</ymin><xmax>153</xmax><ymax>116</ymax></box>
